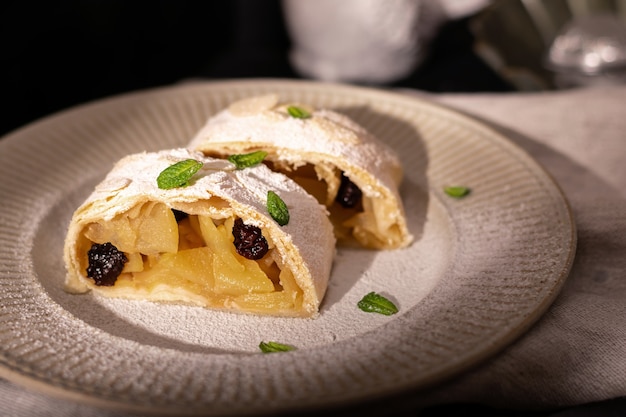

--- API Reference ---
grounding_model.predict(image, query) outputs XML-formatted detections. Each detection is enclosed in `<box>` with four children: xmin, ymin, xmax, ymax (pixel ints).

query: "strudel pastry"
<box><xmin>188</xmin><ymin>94</ymin><xmax>413</xmax><ymax>249</ymax></box>
<box><xmin>63</xmin><ymin>148</ymin><xmax>335</xmax><ymax>317</ymax></box>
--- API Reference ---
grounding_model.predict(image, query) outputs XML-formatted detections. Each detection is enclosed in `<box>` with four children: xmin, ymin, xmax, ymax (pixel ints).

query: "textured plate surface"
<box><xmin>0</xmin><ymin>79</ymin><xmax>575</xmax><ymax>415</ymax></box>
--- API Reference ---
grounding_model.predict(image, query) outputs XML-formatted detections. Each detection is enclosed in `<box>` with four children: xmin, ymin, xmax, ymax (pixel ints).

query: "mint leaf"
<box><xmin>267</xmin><ymin>191</ymin><xmax>289</xmax><ymax>226</ymax></box>
<box><xmin>287</xmin><ymin>105</ymin><xmax>311</xmax><ymax>119</ymax></box>
<box><xmin>227</xmin><ymin>150</ymin><xmax>268</xmax><ymax>169</ymax></box>
<box><xmin>157</xmin><ymin>159</ymin><xmax>203</xmax><ymax>189</ymax></box>
<box><xmin>259</xmin><ymin>341</ymin><xmax>295</xmax><ymax>353</ymax></box>
<box><xmin>357</xmin><ymin>292</ymin><xmax>398</xmax><ymax>316</ymax></box>
<box><xmin>444</xmin><ymin>186</ymin><xmax>471</xmax><ymax>198</ymax></box>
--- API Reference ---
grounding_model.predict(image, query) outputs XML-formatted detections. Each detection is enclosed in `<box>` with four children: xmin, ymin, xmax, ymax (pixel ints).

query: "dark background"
<box><xmin>0</xmin><ymin>0</ymin><xmax>512</xmax><ymax>138</ymax></box>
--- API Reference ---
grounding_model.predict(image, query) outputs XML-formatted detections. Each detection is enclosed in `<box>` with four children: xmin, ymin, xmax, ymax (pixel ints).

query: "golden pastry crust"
<box><xmin>63</xmin><ymin>148</ymin><xmax>335</xmax><ymax>318</ymax></box>
<box><xmin>188</xmin><ymin>94</ymin><xmax>413</xmax><ymax>249</ymax></box>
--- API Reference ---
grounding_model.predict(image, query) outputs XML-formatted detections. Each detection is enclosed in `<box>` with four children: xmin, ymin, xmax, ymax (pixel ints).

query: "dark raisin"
<box><xmin>172</xmin><ymin>209</ymin><xmax>188</xmax><ymax>222</ymax></box>
<box><xmin>232</xmin><ymin>218</ymin><xmax>269</xmax><ymax>260</ymax></box>
<box><xmin>86</xmin><ymin>242</ymin><xmax>127</xmax><ymax>286</ymax></box>
<box><xmin>335</xmin><ymin>172</ymin><xmax>362</xmax><ymax>208</ymax></box>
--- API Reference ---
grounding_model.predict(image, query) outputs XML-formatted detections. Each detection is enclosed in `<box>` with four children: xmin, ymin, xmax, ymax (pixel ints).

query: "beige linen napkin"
<box><xmin>1</xmin><ymin>86</ymin><xmax>624</xmax><ymax>416</ymax></box>
<box><xmin>407</xmin><ymin>86</ymin><xmax>626</xmax><ymax>410</ymax></box>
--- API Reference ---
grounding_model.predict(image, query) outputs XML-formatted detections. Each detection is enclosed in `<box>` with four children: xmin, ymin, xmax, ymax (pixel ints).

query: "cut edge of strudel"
<box><xmin>63</xmin><ymin>148</ymin><xmax>335</xmax><ymax>318</ymax></box>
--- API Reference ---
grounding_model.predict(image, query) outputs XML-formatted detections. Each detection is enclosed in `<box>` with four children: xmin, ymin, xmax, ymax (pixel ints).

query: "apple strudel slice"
<box><xmin>188</xmin><ymin>94</ymin><xmax>413</xmax><ymax>249</ymax></box>
<box><xmin>63</xmin><ymin>148</ymin><xmax>335</xmax><ymax>317</ymax></box>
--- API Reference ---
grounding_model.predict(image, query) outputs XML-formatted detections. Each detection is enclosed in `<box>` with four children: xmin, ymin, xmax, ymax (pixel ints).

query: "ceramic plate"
<box><xmin>0</xmin><ymin>79</ymin><xmax>575</xmax><ymax>415</ymax></box>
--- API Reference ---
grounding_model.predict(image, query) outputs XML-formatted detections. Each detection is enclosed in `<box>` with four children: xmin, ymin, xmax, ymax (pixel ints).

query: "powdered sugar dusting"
<box><xmin>189</xmin><ymin>99</ymin><xmax>403</xmax><ymax>190</ymax></box>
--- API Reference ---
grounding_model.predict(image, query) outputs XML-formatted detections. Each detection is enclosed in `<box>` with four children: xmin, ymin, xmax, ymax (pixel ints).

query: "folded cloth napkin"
<box><xmin>407</xmin><ymin>86</ymin><xmax>626</xmax><ymax>411</ymax></box>
<box><xmin>1</xmin><ymin>86</ymin><xmax>624</xmax><ymax>416</ymax></box>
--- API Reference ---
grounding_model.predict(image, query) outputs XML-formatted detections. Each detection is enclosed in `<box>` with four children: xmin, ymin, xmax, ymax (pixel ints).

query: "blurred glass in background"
<box><xmin>472</xmin><ymin>0</ymin><xmax>626</xmax><ymax>90</ymax></box>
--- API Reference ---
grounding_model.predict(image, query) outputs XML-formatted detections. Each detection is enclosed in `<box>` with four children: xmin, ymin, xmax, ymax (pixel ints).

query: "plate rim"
<box><xmin>0</xmin><ymin>78</ymin><xmax>577</xmax><ymax>414</ymax></box>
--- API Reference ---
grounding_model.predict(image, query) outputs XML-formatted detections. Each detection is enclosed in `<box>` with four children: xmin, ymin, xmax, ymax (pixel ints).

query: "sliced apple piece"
<box><xmin>198</xmin><ymin>215</ymin><xmax>274</xmax><ymax>295</ymax></box>
<box><xmin>134</xmin><ymin>202</ymin><xmax>178</xmax><ymax>254</ymax></box>
<box><xmin>83</xmin><ymin>202</ymin><xmax>178</xmax><ymax>254</ymax></box>
<box><xmin>131</xmin><ymin>247</ymin><xmax>215</xmax><ymax>294</ymax></box>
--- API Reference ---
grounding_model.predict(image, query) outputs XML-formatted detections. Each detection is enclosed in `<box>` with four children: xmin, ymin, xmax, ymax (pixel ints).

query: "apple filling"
<box><xmin>77</xmin><ymin>201</ymin><xmax>303</xmax><ymax>313</ymax></box>
<box><xmin>271</xmin><ymin>161</ymin><xmax>403</xmax><ymax>249</ymax></box>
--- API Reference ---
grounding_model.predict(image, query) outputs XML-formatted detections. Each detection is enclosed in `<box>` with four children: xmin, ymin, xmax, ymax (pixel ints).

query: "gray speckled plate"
<box><xmin>0</xmin><ymin>80</ymin><xmax>575</xmax><ymax>415</ymax></box>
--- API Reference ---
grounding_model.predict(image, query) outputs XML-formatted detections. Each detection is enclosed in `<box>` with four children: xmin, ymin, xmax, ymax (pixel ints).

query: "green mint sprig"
<box><xmin>227</xmin><ymin>150</ymin><xmax>268</xmax><ymax>169</ymax></box>
<box><xmin>444</xmin><ymin>186</ymin><xmax>471</xmax><ymax>198</ymax></box>
<box><xmin>157</xmin><ymin>159</ymin><xmax>203</xmax><ymax>190</ymax></box>
<box><xmin>287</xmin><ymin>105</ymin><xmax>311</xmax><ymax>119</ymax></box>
<box><xmin>259</xmin><ymin>341</ymin><xmax>295</xmax><ymax>353</ymax></box>
<box><xmin>267</xmin><ymin>191</ymin><xmax>289</xmax><ymax>226</ymax></box>
<box><xmin>357</xmin><ymin>292</ymin><xmax>399</xmax><ymax>316</ymax></box>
